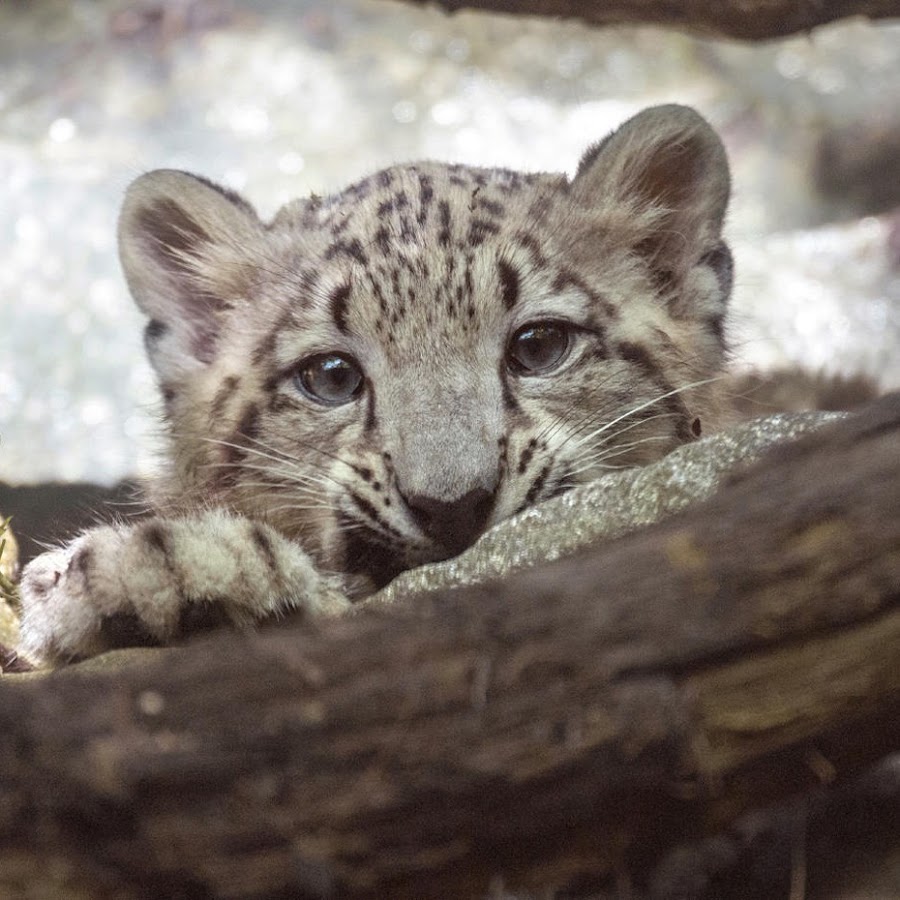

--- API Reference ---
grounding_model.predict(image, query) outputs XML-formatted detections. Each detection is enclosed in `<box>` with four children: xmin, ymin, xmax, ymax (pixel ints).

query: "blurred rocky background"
<box><xmin>1</xmin><ymin>0</ymin><xmax>899</xmax><ymax>489</ymax></box>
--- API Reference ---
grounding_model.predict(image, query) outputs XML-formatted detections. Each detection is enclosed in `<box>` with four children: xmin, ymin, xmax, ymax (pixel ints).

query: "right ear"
<box><xmin>118</xmin><ymin>170</ymin><xmax>263</xmax><ymax>376</ymax></box>
<box><xmin>571</xmin><ymin>105</ymin><xmax>730</xmax><ymax>301</ymax></box>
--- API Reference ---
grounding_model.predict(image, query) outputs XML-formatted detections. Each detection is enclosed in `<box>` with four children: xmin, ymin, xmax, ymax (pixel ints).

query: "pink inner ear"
<box><xmin>135</xmin><ymin>198</ymin><xmax>229</xmax><ymax>364</ymax></box>
<box><xmin>573</xmin><ymin>108</ymin><xmax>729</xmax><ymax>244</ymax></box>
<box><xmin>629</xmin><ymin>136</ymin><xmax>708</xmax><ymax>212</ymax></box>
<box><xmin>138</xmin><ymin>198</ymin><xmax>212</xmax><ymax>270</ymax></box>
<box><xmin>618</xmin><ymin>130</ymin><xmax>729</xmax><ymax>283</ymax></box>
<box><xmin>190</xmin><ymin>326</ymin><xmax>221</xmax><ymax>365</ymax></box>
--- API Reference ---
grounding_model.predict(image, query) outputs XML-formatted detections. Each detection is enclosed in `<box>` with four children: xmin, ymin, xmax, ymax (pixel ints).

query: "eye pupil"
<box><xmin>295</xmin><ymin>354</ymin><xmax>363</xmax><ymax>405</ymax></box>
<box><xmin>508</xmin><ymin>322</ymin><xmax>570</xmax><ymax>374</ymax></box>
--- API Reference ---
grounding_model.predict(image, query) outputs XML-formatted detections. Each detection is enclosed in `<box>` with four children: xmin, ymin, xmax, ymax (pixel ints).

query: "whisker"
<box><xmin>253</xmin><ymin>426</ymin><xmax>356</xmax><ymax>470</ymax></box>
<box><xmin>201</xmin><ymin>438</ymin><xmax>347</xmax><ymax>492</ymax></box>
<box><xmin>264</xmin><ymin>502</ymin><xmax>335</xmax><ymax>516</ymax></box>
<box><xmin>570</xmin><ymin>409</ymin><xmax>678</xmax><ymax>449</ymax></box>
<box><xmin>566</xmin><ymin>434</ymin><xmax>672</xmax><ymax>479</ymax></box>
<box><xmin>573</xmin><ymin>377</ymin><xmax>722</xmax><ymax>449</ymax></box>
<box><xmin>203</xmin><ymin>437</ymin><xmax>297</xmax><ymax>468</ymax></box>
<box><xmin>203</xmin><ymin>460</ymin><xmax>335</xmax><ymax>491</ymax></box>
<box><xmin>227</xmin><ymin>480</ymin><xmax>330</xmax><ymax>502</ymax></box>
<box><xmin>531</xmin><ymin>369</ymin><xmax>623</xmax><ymax>448</ymax></box>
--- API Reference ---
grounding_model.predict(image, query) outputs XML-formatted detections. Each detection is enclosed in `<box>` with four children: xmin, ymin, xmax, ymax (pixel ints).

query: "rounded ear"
<box><xmin>118</xmin><ymin>170</ymin><xmax>262</xmax><ymax>372</ymax></box>
<box><xmin>572</xmin><ymin>105</ymin><xmax>730</xmax><ymax>279</ymax></box>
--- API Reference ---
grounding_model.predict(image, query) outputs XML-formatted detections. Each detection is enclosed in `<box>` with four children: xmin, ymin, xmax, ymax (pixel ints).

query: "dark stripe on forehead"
<box><xmin>514</xmin><ymin>230</ymin><xmax>547</xmax><ymax>269</ymax></box>
<box><xmin>329</xmin><ymin>282</ymin><xmax>353</xmax><ymax>334</ymax></box>
<box><xmin>252</xmin><ymin>306</ymin><xmax>295</xmax><ymax>366</ymax></box>
<box><xmin>553</xmin><ymin>269</ymin><xmax>618</xmax><ymax>321</ymax></box>
<box><xmin>375</xmin><ymin>225</ymin><xmax>392</xmax><ymax>256</ymax></box>
<box><xmin>210</xmin><ymin>375</ymin><xmax>240</xmax><ymax>418</ymax></box>
<box><xmin>438</xmin><ymin>200</ymin><xmax>452</xmax><ymax>247</ymax></box>
<box><xmin>367</xmin><ymin>271</ymin><xmax>389</xmax><ymax>316</ymax></box>
<box><xmin>476</xmin><ymin>196</ymin><xmax>505</xmax><ymax>217</ymax></box>
<box><xmin>252</xmin><ymin>325</ymin><xmax>279</xmax><ymax>367</ymax></box>
<box><xmin>467</xmin><ymin>219</ymin><xmax>500</xmax><ymax>247</ymax></box>
<box><xmin>325</xmin><ymin>237</ymin><xmax>368</xmax><ymax>266</ymax></box>
<box><xmin>418</xmin><ymin>173</ymin><xmax>434</xmax><ymax>226</ymax></box>
<box><xmin>497</xmin><ymin>259</ymin><xmax>519</xmax><ymax>310</ymax></box>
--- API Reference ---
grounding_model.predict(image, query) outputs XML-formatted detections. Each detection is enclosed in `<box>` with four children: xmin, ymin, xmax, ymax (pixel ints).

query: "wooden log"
<box><xmin>0</xmin><ymin>394</ymin><xmax>898</xmax><ymax>899</ymax></box>
<box><xmin>394</xmin><ymin>0</ymin><xmax>900</xmax><ymax>41</ymax></box>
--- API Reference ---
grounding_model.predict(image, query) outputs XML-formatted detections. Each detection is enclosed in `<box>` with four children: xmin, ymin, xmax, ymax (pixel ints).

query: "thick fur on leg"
<box><xmin>18</xmin><ymin>509</ymin><xmax>349</xmax><ymax>666</ymax></box>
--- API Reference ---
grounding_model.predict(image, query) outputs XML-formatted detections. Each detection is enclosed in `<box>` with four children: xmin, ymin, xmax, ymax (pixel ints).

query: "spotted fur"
<box><xmin>19</xmin><ymin>104</ymin><xmax>733</xmax><ymax>665</ymax></box>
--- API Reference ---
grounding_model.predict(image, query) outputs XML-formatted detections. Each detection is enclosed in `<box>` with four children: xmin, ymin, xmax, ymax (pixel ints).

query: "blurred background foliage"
<box><xmin>1</xmin><ymin>0</ymin><xmax>899</xmax><ymax>484</ymax></box>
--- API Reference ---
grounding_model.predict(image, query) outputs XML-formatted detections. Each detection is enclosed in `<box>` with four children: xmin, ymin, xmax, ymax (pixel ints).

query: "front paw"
<box><xmin>18</xmin><ymin>538</ymin><xmax>107</xmax><ymax>664</ymax></box>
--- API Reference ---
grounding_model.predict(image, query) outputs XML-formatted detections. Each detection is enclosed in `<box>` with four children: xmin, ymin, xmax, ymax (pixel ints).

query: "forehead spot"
<box><xmin>329</xmin><ymin>282</ymin><xmax>352</xmax><ymax>334</ymax></box>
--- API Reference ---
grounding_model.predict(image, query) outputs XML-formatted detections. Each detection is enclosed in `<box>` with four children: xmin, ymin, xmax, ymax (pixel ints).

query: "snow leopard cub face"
<box><xmin>118</xmin><ymin>104</ymin><xmax>733</xmax><ymax>595</ymax></box>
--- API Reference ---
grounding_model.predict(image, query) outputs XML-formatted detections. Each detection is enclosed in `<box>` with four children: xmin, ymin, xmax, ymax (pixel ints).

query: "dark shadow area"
<box><xmin>0</xmin><ymin>480</ymin><xmax>144</xmax><ymax>568</ymax></box>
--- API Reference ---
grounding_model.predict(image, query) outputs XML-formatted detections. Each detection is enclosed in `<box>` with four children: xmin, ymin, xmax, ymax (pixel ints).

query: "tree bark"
<box><xmin>1</xmin><ymin>394</ymin><xmax>898</xmax><ymax>900</ymax></box>
<box><xmin>395</xmin><ymin>0</ymin><xmax>900</xmax><ymax>41</ymax></box>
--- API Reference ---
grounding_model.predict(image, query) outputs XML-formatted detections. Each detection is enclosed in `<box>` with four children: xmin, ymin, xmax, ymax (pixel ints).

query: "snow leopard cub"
<box><xmin>18</xmin><ymin>104</ymin><xmax>732</xmax><ymax>665</ymax></box>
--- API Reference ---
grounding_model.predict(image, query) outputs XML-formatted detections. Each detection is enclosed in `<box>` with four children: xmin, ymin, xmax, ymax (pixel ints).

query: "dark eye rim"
<box><xmin>506</xmin><ymin>319</ymin><xmax>574</xmax><ymax>376</ymax></box>
<box><xmin>292</xmin><ymin>352</ymin><xmax>365</xmax><ymax>407</ymax></box>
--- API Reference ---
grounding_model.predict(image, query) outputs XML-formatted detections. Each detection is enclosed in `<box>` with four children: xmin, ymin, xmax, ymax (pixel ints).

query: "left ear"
<box><xmin>572</xmin><ymin>105</ymin><xmax>730</xmax><ymax>295</ymax></box>
<box><xmin>118</xmin><ymin>170</ymin><xmax>264</xmax><ymax>379</ymax></box>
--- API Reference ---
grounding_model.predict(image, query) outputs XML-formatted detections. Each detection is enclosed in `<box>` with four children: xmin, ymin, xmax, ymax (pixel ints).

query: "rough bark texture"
<box><xmin>0</xmin><ymin>394</ymin><xmax>898</xmax><ymax>900</ymax></box>
<box><xmin>398</xmin><ymin>0</ymin><xmax>900</xmax><ymax>40</ymax></box>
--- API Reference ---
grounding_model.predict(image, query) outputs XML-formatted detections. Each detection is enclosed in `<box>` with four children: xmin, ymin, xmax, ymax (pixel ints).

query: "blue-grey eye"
<box><xmin>508</xmin><ymin>322</ymin><xmax>571</xmax><ymax>374</ymax></box>
<box><xmin>294</xmin><ymin>353</ymin><xmax>364</xmax><ymax>405</ymax></box>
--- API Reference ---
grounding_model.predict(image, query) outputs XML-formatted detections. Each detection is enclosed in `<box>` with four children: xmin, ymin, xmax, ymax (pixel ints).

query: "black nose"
<box><xmin>403</xmin><ymin>486</ymin><xmax>496</xmax><ymax>557</ymax></box>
